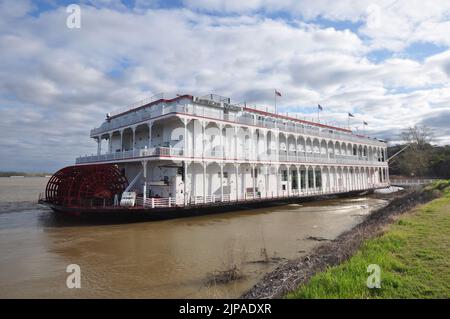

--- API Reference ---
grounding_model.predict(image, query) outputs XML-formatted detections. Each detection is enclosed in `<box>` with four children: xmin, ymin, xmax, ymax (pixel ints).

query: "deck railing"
<box><xmin>130</xmin><ymin>182</ymin><xmax>390</xmax><ymax>209</ymax></box>
<box><xmin>76</xmin><ymin>147</ymin><xmax>184</xmax><ymax>164</ymax></box>
<box><xmin>39</xmin><ymin>182</ymin><xmax>391</xmax><ymax>210</ymax></box>
<box><xmin>91</xmin><ymin>103</ymin><xmax>385</xmax><ymax>147</ymax></box>
<box><xmin>390</xmin><ymin>179</ymin><xmax>436</xmax><ymax>186</ymax></box>
<box><xmin>76</xmin><ymin>147</ymin><xmax>384</xmax><ymax>165</ymax></box>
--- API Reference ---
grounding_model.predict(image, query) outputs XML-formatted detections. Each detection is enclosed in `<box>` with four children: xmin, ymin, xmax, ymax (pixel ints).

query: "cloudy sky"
<box><xmin>1</xmin><ymin>0</ymin><xmax>450</xmax><ymax>172</ymax></box>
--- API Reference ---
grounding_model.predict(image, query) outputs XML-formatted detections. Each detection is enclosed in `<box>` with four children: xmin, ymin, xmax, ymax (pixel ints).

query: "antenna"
<box><xmin>387</xmin><ymin>144</ymin><xmax>411</xmax><ymax>164</ymax></box>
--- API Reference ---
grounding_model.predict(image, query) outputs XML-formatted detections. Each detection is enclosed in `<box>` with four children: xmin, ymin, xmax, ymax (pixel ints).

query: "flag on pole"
<box><xmin>347</xmin><ymin>112</ymin><xmax>354</xmax><ymax>129</ymax></box>
<box><xmin>363</xmin><ymin>121</ymin><xmax>368</xmax><ymax>125</ymax></box>
<box><xmin>274</xmin><ymin>89</ymin><xmax>281</xmax><ymax>114</ymax></box>
<box><xmin>317</xmin><ymin>104</ymin><xmax>323</xmax><ymax>123</ymax></box>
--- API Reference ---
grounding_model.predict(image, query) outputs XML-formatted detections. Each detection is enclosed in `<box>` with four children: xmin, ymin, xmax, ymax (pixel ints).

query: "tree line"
<box><xmin>387</xmin><ymin>126</ymin><xmax>450</xmax><ymax>178</ymax></box>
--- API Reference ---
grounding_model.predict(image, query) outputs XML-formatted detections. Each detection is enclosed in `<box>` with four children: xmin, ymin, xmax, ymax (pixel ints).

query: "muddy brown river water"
<box><xmin>0</xmin><ymin>177</ymin><xmax>387</xmax><ymax>298</ymax></box>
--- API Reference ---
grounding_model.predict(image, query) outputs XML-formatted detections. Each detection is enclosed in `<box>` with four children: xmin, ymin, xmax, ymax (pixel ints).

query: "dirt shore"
<box><xmin>241</xmin><ymin>186</ymin><xmax>439</xmax><ymax>299</ymax></box>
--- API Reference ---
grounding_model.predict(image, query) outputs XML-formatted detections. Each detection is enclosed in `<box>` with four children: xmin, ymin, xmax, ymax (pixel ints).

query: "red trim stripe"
<box><xmin>244</xmin><ymin>107</ymin><xmax>352</xmax><ymax>133</ymax></box>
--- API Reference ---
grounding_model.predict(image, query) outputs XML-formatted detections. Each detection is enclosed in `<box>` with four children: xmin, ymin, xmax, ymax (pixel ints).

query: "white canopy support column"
<box><xmin>349</xmin><ymin>168</ymin><xmax>353</xmax><ymax>190</ymax></box>
<box><xmin>220</xmin><ymin>163</ymin><xmax>224</xmax><ymax>201</ymax></box>
<box><xmin>339</xmin><ymin>168</ymin><xmax>343</xmax><ymax>192</ymax></box>
<box><xmin>219</xmin><ymin>124</ymin><xmax>224</xmax><ymax>159</ymax></box>
<box><xmin>243</xmin><ymin>164</ymin><xmax>247</xmax><ymax>199</ymax></box>
<box><xmin>203</xmin><ymin>162</ymin><xmax>206</xmax><ymax>203</ymax></box>
<box><xmin>234</xmin><ymin>163</ymin><xmax>239</xmax><ymax>201</ymax></box>
<box><xmin>287</xmin><ymin>166</ymin><xmax>291</xmax><ymax>197</ymax></box>
<box><xmin>184</xmin><ymin>118</ymin><xmax>188</xmax><ymax>157</ymax></box>
<box><xmin>313</xmin><ymin>167</ymin><xmax>317</xmax><ymax>193</ymax></box>
<box><xmin>142</xmin><ymin>161</ymin><xmax>147</xmax><ymax>207</ymax></box>
<box><xmin>120</xmin><ymin>129</ymin><xmax>124</xmax><ymax>151</ymax></box>
<box><xmin>202</xmin><ymin>121</ymin><xmax>206</xmax><ymax>160</ymax></box>
<box><xmin>132</xmin><ymin>126</ymin><xmax>136</xmax><ymax>150</ymax></box>
<box><xmin>108</xmin><ymin>132</ymin><xmax>112</xmax><ymax>154</ymax></box>
<box><xmin>371</xmin><ymin>168</ymin><xmax>375</xmax><ymax>187</ymax></box>
<box><xmin>348</xmin><ymin>168</ymin><xmax>351</xmax><ymax>190</ymax></box>
<box><xmin>275</xmin><ymin>165</ymin><xmax>280</xmax><ymax>197</ymax></box>
<box><xmin>320</xmin><ymin>167</ymin><xmax>324</xmax><ymax>193</ymax></box>
<box><xmin>360</xmin><ymin>168</ymin><xmax>364</xmax><ymax>189</ymax></box>
<box><xmin>326</xmin><ymin>167</ymin><xmax>330</xmax><ymax>193</ymax></box>
<box><xmin>265</xmin><ymin>165</ymin><xmax>269</xmax><ymax>198</ymax></box>
<box><xmin>184</xmin><ymin>161</ymin><xmax>188</xmax><ymax>206</ymax></box>
<box><xmin>332</xmin><ymin>167</ymin><xmax>336</xmax><ymax>192</ymax></box>
<box><xmin>96</xmin><ymin>136</ymin><xmax>101</xmax><ymax>155</ymax></box>
<box><xmin>352</xmin><ymin>168</ymin><xmax>355</xmax><ymax>190</ymax></box>
<box><xmin>305</xmin><ymin>167</ymin><xmax>309</xmax><ymax>194</ymax></box>
<box><xmin>147</xmin><ymin>121</ymin><xmax>153</xmax><ymax>149</ymax></box>
<box><xmin>327</xmin><ymin>142</ymin><xmax>330</xmax><ymax>160</ymax></box>
<box><xmin>252</xmin><ymin>164</ymin><xmax>256</xmax><ymax>199</ymax></box>
<box><xmin>276</xmin><ymin>129</ymin><xmax>280</xmax><ymax>161</ymax></box>
<box><xmin>348</xmin><ymin>168</ymin><xmax>352</xmax><ymax>191</ymax></box>
<box><xmin>193</xmin><ymin>119</ymin><xmax>197</xmax><ymax>158</ymax></box>
<box><xmin>234</xmin><ymin>126</ymin><xmax>238</xmax><ymax>160</ymax></box>
<box><xmin>359</xmin><ymin>168</ymin><xmax>362</xmax><ymax>189</ymax></box>
<box><xmin>248</xmin><ymin>129</ymin><xmax>254</xmax><ymax>161</ymax></box>
<box><xmin>364</xmin><ymin>168</ymin><xmax>368</xmax><ymax>188</ymax></box>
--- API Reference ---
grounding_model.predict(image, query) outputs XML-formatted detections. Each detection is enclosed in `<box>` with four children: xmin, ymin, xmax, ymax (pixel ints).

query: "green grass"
<box><xmin>287</xmin><ymin>181</ymin><xmax>450</xmax><ymax>299</ymax></box>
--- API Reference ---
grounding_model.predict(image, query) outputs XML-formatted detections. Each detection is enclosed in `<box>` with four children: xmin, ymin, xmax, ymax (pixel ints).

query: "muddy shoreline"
<box><xmin>241</xmin><ymin>186</ymin><xmax>439</xmax><ymax>299</ymax></box>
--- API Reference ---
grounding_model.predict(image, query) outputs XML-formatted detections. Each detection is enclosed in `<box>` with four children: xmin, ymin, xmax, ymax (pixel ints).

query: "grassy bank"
<box><xmin>287</xmin><ymin>181</ymin><xmax>450</xmax><ymax>299</ymax></box>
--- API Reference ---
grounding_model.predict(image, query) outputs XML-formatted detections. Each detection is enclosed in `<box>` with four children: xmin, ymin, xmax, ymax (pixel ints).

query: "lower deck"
<box><xmin>116</xmin><ymin>159</ymin><xmax>390</xmax><ymax>207</ymax></box>
<box><xmin>42</xmin><ymin>188</ymin><xmax>381</xmax><ymax>220</ymax></box>
<box><xmin>40</xmin><ymin>159</ymin><xmax>389</xmax><ymax>217</ymax></box>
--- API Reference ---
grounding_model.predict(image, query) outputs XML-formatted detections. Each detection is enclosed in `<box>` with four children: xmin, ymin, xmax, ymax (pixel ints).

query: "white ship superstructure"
<box><xmin>73</xmin><ymin>93</ymin><xmax>389</xmax><ymax>209</ymax></box>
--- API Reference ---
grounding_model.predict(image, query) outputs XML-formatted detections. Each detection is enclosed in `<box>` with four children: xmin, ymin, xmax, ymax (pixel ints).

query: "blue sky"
<box><xmin>0</xmin><ymin>0</ymin><xmax>450</xmax><ymax>172</ymax></box>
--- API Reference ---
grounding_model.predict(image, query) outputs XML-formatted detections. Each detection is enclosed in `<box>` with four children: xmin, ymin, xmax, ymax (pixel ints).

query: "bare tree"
<box><xmin>400</xmin><ymin>125</ymin><xmax>434</xmax><ymax>177</ymax></box>
<box><xmin>402</xmin><ymin>125</ymin><xmax>433</xmax><ymax>146</ymax></box>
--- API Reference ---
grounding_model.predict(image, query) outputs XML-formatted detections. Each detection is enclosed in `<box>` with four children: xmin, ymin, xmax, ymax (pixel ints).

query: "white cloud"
<box><xmin>0</xmin><ymin>1</ymin><xmax>449</xmax><ymax>171</ymax></box>
<box><xmin>184</xmin><ymin>0</ymin><xmax>450</xmax><ymax>51</ymax></box>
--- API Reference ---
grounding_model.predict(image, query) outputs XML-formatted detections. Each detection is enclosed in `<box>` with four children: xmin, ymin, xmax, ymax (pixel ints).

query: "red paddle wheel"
<box><xmin>44</xmin><ymin>164</ymin><xmax>128</xmax><ymax>208</ymax></box>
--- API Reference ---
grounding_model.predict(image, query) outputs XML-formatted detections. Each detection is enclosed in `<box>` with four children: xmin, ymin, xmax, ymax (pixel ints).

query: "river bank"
<box><xmin>242</xmin><ymin>183</ymin><xmax>446</xmax><ymax>299</ymax></box>
<box><xmin>0</xmin><ymin>172</ymin><xmax>51</xmax><ymax>177</ymax></box>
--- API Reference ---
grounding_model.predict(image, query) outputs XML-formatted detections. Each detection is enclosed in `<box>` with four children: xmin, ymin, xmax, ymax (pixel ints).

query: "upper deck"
<box><xmin>89</xmin><ymin>93</ymin><xmax>385</xmax><ymax>148</ymax></box>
